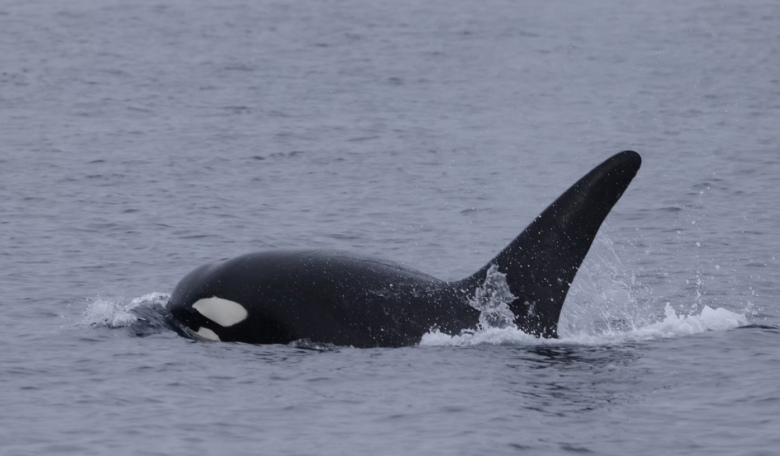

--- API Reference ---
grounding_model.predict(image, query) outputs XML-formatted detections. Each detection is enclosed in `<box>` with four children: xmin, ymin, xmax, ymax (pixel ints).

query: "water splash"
<box><xmin>421</xmin><ymin>233</ymin><xmax>749</xmax><ymax>347</ymax></box>
<box><xmin>561</xmin><ymin>231</ymin><xmax>655</xmax><ymax>336</ymax></box>
<box><xmin>421</xmin><ymin>303</ymin><xmax>747</xmax><ymax>347</ymax></box>
<box><xmin>80</xmin><ymin>292</ymin><xmax>169</xmax><ymax>328</ymax></box>
<box><xmin>468</xmin><ymin>263</ymin><xmax>516</xmax><ymax>330</ymax></box>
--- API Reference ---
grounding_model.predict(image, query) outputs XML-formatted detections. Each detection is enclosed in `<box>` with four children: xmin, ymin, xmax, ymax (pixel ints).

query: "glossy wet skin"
<box><xmin>167</xmin><ymin>250</ymin><xmax>478</xmax><ymax>347</ymax></box>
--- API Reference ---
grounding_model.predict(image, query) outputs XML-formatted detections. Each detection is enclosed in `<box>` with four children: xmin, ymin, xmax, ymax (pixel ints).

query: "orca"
<box><xmin>167</xmin><ymin>151</ymin><xmax>641</xmax><ymax>347</ymax></box>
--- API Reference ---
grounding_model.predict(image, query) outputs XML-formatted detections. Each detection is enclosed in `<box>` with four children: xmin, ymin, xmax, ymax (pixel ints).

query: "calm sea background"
<box><xmin>1</xmin><ymin>0</ymin><xmax>778</xmax><ymax>455</ymax></box>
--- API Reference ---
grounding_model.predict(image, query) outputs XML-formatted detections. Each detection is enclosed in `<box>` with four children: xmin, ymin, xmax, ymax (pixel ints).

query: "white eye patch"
<box><xmin>192</xmin><ymin>297</ymin><xmax>248</xmax><ymax>327</ymax></box>
<box><xmin>196</xmin><ymin>327</ymin><xmax>221</xmax><ymax>341</ymax></box>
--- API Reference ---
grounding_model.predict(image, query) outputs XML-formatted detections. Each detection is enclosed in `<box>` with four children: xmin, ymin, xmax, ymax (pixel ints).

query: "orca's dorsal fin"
<box><xmin>457</xmin><ymin>151</ymin><xmax>641</xmax><ymax>337</ymax></box>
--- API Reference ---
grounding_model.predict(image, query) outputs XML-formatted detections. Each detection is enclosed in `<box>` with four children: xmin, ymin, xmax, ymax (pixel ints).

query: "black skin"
<box><xmin>167</xmin><ymin>151</ymin><xmax>642</xmax><ymax>348</ymax></box>
<box><xmin>168</xmin><ymin>251</ymin><xmax>475</xmax><ymax>347</ymax></box>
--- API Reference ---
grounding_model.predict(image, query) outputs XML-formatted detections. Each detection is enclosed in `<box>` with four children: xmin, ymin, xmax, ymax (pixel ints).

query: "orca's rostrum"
<box><xmin>167</xmin><ymin>151</ymin><xmax>642</xmax><ymax>347</ymax></box>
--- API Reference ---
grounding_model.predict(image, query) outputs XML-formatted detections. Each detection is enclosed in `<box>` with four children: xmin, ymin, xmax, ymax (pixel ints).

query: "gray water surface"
<box><xmin>1</xmin><ymin>1</ymin><xmax>779</xmax><ymax>455</ymax></box>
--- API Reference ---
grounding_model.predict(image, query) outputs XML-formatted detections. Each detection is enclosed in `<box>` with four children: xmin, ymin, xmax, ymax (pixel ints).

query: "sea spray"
<box><xmin>468</xmin><ymin>263</ymin><xmax>517</xmax><ymax>330</ymax></box>
<box><xmin>80</xmin><ymin>292</ymin><xmax>169</xmax><ymax>328</ymax></box>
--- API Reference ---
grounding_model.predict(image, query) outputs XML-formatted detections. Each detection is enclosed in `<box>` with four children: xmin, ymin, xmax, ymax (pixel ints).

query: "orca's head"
<box><xmin>166</xmin><ymin>262</ymin><xmax>249</xmax><ymax>342</ymax></box>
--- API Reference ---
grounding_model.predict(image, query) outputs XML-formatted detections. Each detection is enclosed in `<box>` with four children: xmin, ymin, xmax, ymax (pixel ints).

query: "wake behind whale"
<box><xmin>166</xmin><ymin>151</ymin><xmax>642</xmax><ymax>348</ymax></box>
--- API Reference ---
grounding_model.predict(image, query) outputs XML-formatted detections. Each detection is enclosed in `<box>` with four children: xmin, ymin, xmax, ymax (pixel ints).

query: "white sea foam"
<box><xmin>421</xmin><ymin>302</ymin><xmax>748</xmax><ymax>347</ymax></box>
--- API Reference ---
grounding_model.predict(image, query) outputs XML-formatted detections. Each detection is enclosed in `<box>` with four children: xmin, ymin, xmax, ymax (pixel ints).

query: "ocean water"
<box><xmin>1</xmin><ymin>0</ymin><xmax>779</xmax><ymax>455</ymax></box>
